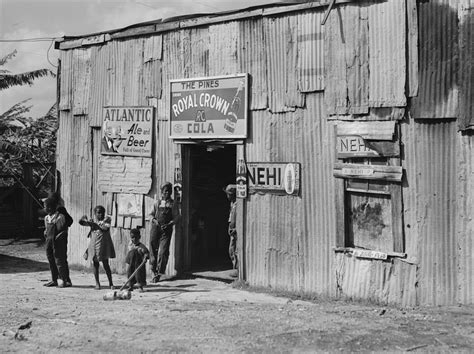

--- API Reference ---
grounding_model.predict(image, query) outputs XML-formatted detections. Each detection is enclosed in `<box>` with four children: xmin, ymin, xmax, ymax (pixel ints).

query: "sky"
<box><xmin>0</xmin><ymin>0</ymin><xmax>274</xmax><ymax>118</ymax></box>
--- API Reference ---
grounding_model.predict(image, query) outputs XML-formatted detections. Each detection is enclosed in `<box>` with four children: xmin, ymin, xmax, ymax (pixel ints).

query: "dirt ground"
<box><xmin>1</xmin><ymin>239</ymin><xmax>473</xmax><ymax>353</ymax></box>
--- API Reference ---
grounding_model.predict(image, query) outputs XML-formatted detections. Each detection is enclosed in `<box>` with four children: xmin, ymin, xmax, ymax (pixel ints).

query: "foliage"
<box><xmin>0</xmin><ymin>50</ymin><xmax>55</xmax><ymax>91</ymax></box>
<box><xmin>0</xmin><ymin>50</ymin><xmax>57</xmax><ymax>185</ymax></box>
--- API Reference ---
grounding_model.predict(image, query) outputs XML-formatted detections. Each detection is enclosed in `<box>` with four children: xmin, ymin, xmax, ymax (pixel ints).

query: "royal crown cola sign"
<box><xmin>169</xmin><ymin>74</ymin><xmax>248</xmax><ymax>139</ymax></box>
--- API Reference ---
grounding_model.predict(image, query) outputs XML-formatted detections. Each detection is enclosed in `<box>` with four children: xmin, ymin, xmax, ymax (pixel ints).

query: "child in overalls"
<box><xmin>125</xmin><ymin>228</ymin><xmax>149</xmax><ymax>292</ymax></box>
<box><xmin>149</xmin><ymin>182</ymin><xmax>179</xmax><ymax>283</ymax></box>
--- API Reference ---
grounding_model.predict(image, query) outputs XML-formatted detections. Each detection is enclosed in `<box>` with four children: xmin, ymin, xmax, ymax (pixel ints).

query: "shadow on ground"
<box><xmin>0</xmin><ymin>254</ymin><xmax>49</xmax><ymax>274</ymax></box>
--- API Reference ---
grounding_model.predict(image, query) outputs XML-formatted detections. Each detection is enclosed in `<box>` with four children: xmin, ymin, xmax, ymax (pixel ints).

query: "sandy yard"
<box><xmin>1</xmin><ymin>238</ymin><xmax>473</xmax><ymax>352</ymax></box>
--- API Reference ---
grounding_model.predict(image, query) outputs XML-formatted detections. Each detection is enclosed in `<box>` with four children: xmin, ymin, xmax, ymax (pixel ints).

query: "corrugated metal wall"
<box><xmin>57</xmin><ymin>1</ymin><xmax>473</xmax><ymax>305</ymax></box>
<box><xmin>401</xmin><ymin>120</ymin><xmax>458</xmax><ymax>305</ymax></box>
<box><xmin>411</xmin><ymin>0</ymin><xmax>459</xmax><ymax>119</ymax></box>
<box><xmin>456</xmin><ymin>134</ymin><xmax>474</xmax><ymax>304</ymax></box>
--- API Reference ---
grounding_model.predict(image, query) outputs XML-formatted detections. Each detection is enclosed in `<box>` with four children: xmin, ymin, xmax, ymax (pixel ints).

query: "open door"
<box><xmin>182</xmin><ymin>144</ymin><xmax>236</xmax><ymax>273</ymax></box>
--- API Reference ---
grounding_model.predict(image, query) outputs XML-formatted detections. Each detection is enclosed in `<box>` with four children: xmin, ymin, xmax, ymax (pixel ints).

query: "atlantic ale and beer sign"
<box><xmin>169</xmin><ymin>74</ymin><xmax>248</xmax><ymax>139</ymax></box>
<box><xmin>101</xmin><ymin>106</ymin><xmax>154</xmax><ymax>157</ymax></box>
<box><xmin>247</xmin><ymin>162</ymin><xmax>301</xmax><ymax>196</ymax></box>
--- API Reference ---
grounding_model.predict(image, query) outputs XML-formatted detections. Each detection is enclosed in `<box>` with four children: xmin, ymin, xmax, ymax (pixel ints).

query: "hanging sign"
<box><xmin>169</xmin><ymin>74</ymin><xmax>248</xmax><ymax>139</ymax></box>
<box><xmin>247</xmin><ymin>162</ymin><xmax>300</xmax><ymax>196</ymax></box>
<box><xmin>337</xmin><ymin>136</ymin><xmax>379</xmax><ymax>158</ymax></box>
<box><xmin>101</xmin><ymin>106</ymin><xmax>154</xmax><ymax>157</ymax></box>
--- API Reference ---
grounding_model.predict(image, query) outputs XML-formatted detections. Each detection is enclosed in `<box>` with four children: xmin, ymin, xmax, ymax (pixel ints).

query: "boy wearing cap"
<box><xmin>224</xmin><ymin>184</ymin><xmax>238</xmax><ymax>277</ymax></box>
<box><xmin>148</xmin><ymin>182</ymin><xmax>179</xmax><ymax>282</ymax></box>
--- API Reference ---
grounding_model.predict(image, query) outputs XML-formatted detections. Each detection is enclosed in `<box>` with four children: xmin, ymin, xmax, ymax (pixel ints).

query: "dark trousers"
<box><xmin>229</xmin><ymin>232</ymin><xmax>238</xmax><ymax>270</ymax></box>
<box><xmin>45</xmin><ymin>235</ymin><xmax>70</xmax><ymax>282</ymax></box>
<box><xmin>126</xmin><ymin>249</ymin><xmax>146</xmax><ymax>287</ymax></box>
<box><xmin>149</xmin><ymin>227</ymin><xmax>172</xmax><ymax>275</ymax></box>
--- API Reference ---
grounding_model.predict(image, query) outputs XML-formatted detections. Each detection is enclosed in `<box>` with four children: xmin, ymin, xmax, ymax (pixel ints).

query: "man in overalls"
<box><xmin>149</xmin><ymin>182</ymin><xmax>179</xmax><ymax>283</ymax></box>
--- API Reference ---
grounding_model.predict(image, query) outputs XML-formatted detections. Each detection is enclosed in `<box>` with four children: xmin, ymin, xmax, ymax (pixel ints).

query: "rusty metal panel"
<box><xmin>123</xmin><ymin>39</ymin><xmax>145</xmax><ymax>106</ymax></box>
<box><xmin>324</xmin><ymin>4</ymin><xmax>369</xmax><ymax>115</ymax></box>
<box><xmin>56</xmin><ymin>112</ymin><xmax>92</xmax><ymax>268</ymax></box>
<box><xmin>296</xmin><ymin>10</ymin><xmax>324</xmax><ymax>92</ymax></box>
<box><xmin>239</xmin><ymin>18</ymin><xmax>268</xmax><ymax>110</ymax></box>
<box><xmin>142</xmin><ymin>38</ymin><xmax>163</xmax><ymax>101</ymax></box>
<box><xmin>402</xmin><ymin>120</ymin><xmax>458</xmax><ymax>305</ymax></box>
<box><xmin>184</xmin><ymin>27</ymin><xmax>209</xmax><ymax>78</ymax></box>
<box><xmin>88</xmin><ymin>45</ymin><xmax>110</xmax><ymax>127</ymax></box>
<box><xmin>456</xmin><ymin>134</ymin><xmax>474</xmax><ymax>304</ymax></box>
<box><xmin>412</xmin><ymin>0</ymin><xmax>459</xmax><ymax>119</ymax></box>
<box><xmin>59</xmin><ymin>50</ymin><xmax>73</xmax><ymax>111</ymax></box>
<box><xmin>459</xmin><ymin>1</ymin><xmax>474</xmax><ymax>129</ymax></box>
<box><xmin>407</xmin><ymin>0</ymin><xmax>419</xmax><ymax>97</ymax></box>
<box><xmin>244</xmin><ymin>93</ymin><xmax>337</xmax><ymax>295</ymax></box>
<box><xmin>335</xmin><ymin>254</ymin><xmax>418</xmax><ymax>306</ymax></box>
<box><xmin>368</xmin><ymin>0</ymin><xmax>406</xmax><ymax>108</ymax></box>
<box><xmin>208</xmin><ymin>21</ymin><xmax>239</xmax><ymax>76</ymax></box>
<box><xmin>160</xmin><ymin>31</ymin><xmax>184</xmax><ymax>121</ymax></box>
<box><xmin>300</xmin><ymin>93</ymin><xmax>337</xmax><ymax>295</ymax></box>
<box><xmin>72</xmin><ymin>48</ymin><xmax>92</xmax><ymax>116</ymax></box>
<box><xmin>264</xmin><ymin>15</ymin><xmax>305</xmax><ymax>113</ymax></box>
<box><xmin>107</xmin><ymin>41</ymin><xmax>126</xmax><ymax>106</ymax></box>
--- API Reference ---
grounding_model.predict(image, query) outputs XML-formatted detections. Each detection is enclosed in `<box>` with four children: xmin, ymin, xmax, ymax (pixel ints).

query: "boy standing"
<box><xmin>43</xmin><ymin>197</ymin><xmax>71</xmax><ymax>288</ymax></box>
<box><xmin>126</xmin><ymin>228</ymin><xmax>149</xmax><ymax>292</ymax></box>
<box><xmin>149</xmin><ymin>182</ymin><xmax>179</xmax><ymax>283</ymax></box>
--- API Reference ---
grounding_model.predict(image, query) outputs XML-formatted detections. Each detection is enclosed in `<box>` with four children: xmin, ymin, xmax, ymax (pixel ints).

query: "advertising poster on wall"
<box><xmin>101</xmin><ymin>106</ymin><xmax>154</xmax><ymax>157</ymax></box>
<box><xmin>169</xmin><ymin>74</ymin><xmax>248</xmax><ymax>139</ymax></box>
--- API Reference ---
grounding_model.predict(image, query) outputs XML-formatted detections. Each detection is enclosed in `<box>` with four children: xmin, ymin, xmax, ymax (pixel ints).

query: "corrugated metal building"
<box><xmin>54</xmin><ymin>0</ymin><xmax>473</xmax><ymax>306</ymax></box>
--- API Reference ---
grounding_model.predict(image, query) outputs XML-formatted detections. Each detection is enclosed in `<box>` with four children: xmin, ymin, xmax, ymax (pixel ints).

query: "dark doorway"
<box><xmin>185</xmin><ymin>144</ymin><xmax>236</xmax><ymax>272</ymax></box>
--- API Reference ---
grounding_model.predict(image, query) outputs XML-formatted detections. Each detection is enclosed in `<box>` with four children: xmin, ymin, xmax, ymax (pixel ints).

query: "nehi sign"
<box><xmin>169</xmin><ymin>74</ymin><xmax>248</xmax><ymax>139</ymax></box>
<box><xmin>101</xmin><ymin>106</ymin><xmax>154</xmax><ymax>157</ymax></box>
<box><xmin>247</xmin><ymin>162</ymin><xmax>300</xmax><ymax>196</ymax></box>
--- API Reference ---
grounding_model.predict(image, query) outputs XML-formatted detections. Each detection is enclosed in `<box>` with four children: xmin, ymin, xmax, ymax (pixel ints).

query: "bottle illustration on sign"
<box><xmin>284</xmin><ymin>163</ymin><xmax>296</xmax><ymax>195</ymax></box>
<box><xmin>236</xmin><ymin>158</ymin><xmax>247</xmax><ymax>199</ymax></box>
<box><xmin>224</xmin><ymin>78</ymin><xmax>245</xmax><ymax>133</ymax></box>
<box><xmin>174</xmin><ymin>153</ymin><xmax>183</xmax><ymax>202</ymax></box>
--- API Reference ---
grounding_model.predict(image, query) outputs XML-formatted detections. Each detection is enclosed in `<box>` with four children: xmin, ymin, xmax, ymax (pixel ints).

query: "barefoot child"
<box><xmin>79</xmin><ymin>205</ymin><xmax>116</xmax><ymax>290</ymax></box>
<box><xmin>125</xmin><ymin>228</ymin><xmax>149</xmax><ymax>292</ymax></box>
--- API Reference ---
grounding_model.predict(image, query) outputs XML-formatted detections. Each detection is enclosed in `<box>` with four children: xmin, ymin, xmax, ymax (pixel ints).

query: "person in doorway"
<box><xmin>43</xmin><ymin>197</ymin><xmax>72</xmax><ymax>288</ymax></box>
<box><xmin>125</xmin><ymin>228</ymin><xmax>149</xmax><ymax>292</ymax></box>
<box><xmin>79</xmin><ymin>205</ymin><xmax>116</xmax><ymax>290</ymax></box>
<box><xmin>149</xmin><ymin>182</ymin><xmax>179</xmax><ymax>283</ymax></box>
<box><xmin>223</xmin><ymin>184</ymin><xmax>238</xmax><ymax>277</ymax></box>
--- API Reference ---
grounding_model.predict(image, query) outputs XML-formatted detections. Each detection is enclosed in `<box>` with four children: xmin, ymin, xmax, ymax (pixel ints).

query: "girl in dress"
<box><xmin>79</xmin><ymin>205</ymin><xmax>116</xmax><ymax>290</ymax></box>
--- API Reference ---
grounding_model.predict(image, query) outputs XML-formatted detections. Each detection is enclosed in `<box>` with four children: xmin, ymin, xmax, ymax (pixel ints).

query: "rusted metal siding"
<box><xmin>367</xmin><ymin>0</ymin><xmax>406</xmax><ymax>108</ymax></box>
<box><xmin>456</xmin><ymin>134</ymin><xmax>474</xmax><ymax>304</ymax></box>
<box><xmin>401</xmin><ymin>120</ymin><xmax>458</xmax><ymax>305</ymax></box>
<box><xmin>412</xmin><ymin>0</ymin><xmax>459</xmax><ymax>119</ymax></box>
<box><xmin>88</xmin><ymin>45</ymin><xmax>110</xmax><ymax>127</ymax></box>
<box><xmin>59</xmin><ymin>50</ymin><xmax>73</xmax><ymax>111</ymax></box>
<box><xmin>72</xmin><ymin>48</ymin><xmax>92</xmax><ymax>116</ymax></box>
<box><xmin>56</xmin><ymin>111</ymin><xmax>92</xmax><ymax>268</ymax></box>
<box><xmin>239</xmin><ymin>18</ymin><xmax>268</xmax><ymax>110</ymax></box>
<box><xmin>264</xmin><ymin>14</ymin><xmax>305</xmax><ymax>113</ymax></box>
<box><xmin>296</xmin><ymin>11</ymin><xmax>324</xmax><ymax>93</ymax></box>
<box><xmin>244</xmin><ymin>93</ymin><xmax>337</xmax><ymax>294</ymax></box>
<box><xmin>335</xmin><ymin>254</ymin><xmax>418</xmax><ymax>306</ymax></box>
<box><xmin>324</xmin><ymin>4</ymin><xmax>369</xmax><ymax>115</ymax></box>
<box><xmin>300</xmin><ymin>93</ymin><xmax>336</xmax><ymax>295</ymax></box>
<box><xmin>459</xmin><ymin>0</ymin><xmax>474</xmax><ymax>129</ymax></box>
<box><xmin>209</xmin><ymin>21</ymin><xmax>239</xmax><ymax>76</ymax></box>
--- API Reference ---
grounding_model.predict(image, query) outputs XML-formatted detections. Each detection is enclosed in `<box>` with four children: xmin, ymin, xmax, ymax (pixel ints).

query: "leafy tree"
<box><xmin>0</xmin><ymin>50</ymin><xmax>54</xmax><ymax>90</ymax></box>
<box><xmin>0</xmin><ymin>50</ymin><xmax>56</xmax><ymax>186</ymax></box>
